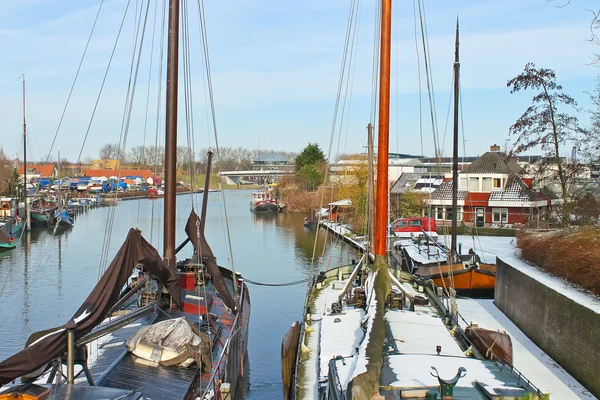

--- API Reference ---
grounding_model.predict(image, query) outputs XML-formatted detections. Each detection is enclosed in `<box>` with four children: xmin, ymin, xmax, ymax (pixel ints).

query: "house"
<box><xmin>251</xmin><ymin>153</ymin><xmax>295</xmax><ymax>172</ymax></box>
<box><xmin>426</xmin><ymin>145</ymin><xmax>560</xmax><ymax>228</ymax></box>
<box><xmin>17</xmin><ymin>164</ymin><xmax>57</xmax><ymax>181</ymax></box>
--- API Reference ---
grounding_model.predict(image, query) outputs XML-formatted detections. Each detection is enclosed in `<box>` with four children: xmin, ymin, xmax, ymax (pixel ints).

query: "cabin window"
<box><xmin>436</xmin><ymin>207</ymin><xmax>443</xmax><ymax>220</ymax></box>
<box><xmin>459</xmin><ymin>177</ymin><xmax>468</xmax><ymax>189</ymax></box>
<box><xmin>395</xmin><ymin>220</ymin><xmax>407</xmax><ymax>228</ymax></box>
<box><xmin>492</xmin><ymin>208</ymin><xmax>508</xmax><ymax>223</ymax></box>
<box><xmin>482</xmin><ymin>177</ymin><xmax>492</xmax><ymax>192</ymax></box>
<box><xmin>493</xmin><ymin>178</ymin><xmax>502</xmax><ymax>189</ymax></box>
<box><xmin>409</xmin><ymin>219</ymin><xmax>422</xmax><ymax>227</ymax></box>
<box><xmin>468</xmin><ymin>177</ymin><xmax>479</xmax><ymax>191</ymax></box>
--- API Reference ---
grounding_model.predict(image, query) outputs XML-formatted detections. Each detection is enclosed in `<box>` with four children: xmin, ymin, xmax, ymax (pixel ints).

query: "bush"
<box><xmin>517</xmin><ymin>227</ymin><xmax>600</xmax><ymax>296</ymax></box>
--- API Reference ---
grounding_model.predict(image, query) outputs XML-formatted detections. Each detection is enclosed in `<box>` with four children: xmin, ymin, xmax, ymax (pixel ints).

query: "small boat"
<box><xmin>0</xmin><ymin>219</ymin><xmax>18</xmax><ymax>251</ymax></box>
<box><xmin>250</xmin><ymin>189</ymin><xmax>279</xmax><ymax>213</ymax></box>
<box><xmin>147</xmin><ymin>188</ymin><xmax>164</xmax><ymax>198</ymax></box>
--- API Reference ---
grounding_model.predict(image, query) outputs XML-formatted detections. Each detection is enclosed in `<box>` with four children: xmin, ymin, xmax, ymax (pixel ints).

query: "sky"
<box><xmin>0</xmin><ymin>0</ymin><xmax>599</xmax><ymax>163</ymax></box>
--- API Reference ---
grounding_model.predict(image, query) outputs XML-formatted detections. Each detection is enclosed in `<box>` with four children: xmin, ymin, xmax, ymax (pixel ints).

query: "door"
<box><xmin>475</xmin><ymin>207</ymin><xmax>485</xmax><ymax>228</ymax></box>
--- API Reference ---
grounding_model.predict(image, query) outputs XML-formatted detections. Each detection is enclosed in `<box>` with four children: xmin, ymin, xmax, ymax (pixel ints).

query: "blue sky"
<box><xmin>0</xmin><ymin>0</ymin><xmax>598</xmax><ymax>162</ymax></box>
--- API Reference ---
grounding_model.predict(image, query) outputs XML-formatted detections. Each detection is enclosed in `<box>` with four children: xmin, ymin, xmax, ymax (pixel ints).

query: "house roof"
<box><xmin>461</xmin><ymin>151</ymin><xmax>523</xmax><ymax>175</ymax></box>
<box><xmin>18</xmin><ymin>164</ymin><xmax>56</xmax><ymax>178</ymax></box>
<box><xmin>488</xmin><ymin>176</ymin><xmax>543</xmax><ymax>203</ymax></box>
<box><xmin>390</xmin><ymin>173</ymin><xmax>444</xmax><ymax>194</ymax></box>
<box><xmin>429</xmin><ymin>179</ymin><xmax>468</xmax><ymax>202</ymax></box>
<box><xmin>84</xmin><ymin>169</ymin><xmax>154</xmax><ymax>179</ymax></box>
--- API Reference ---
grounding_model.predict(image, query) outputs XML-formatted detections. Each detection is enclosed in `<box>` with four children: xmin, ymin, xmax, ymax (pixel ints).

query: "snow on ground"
<box><xmin>457</xmin><ymin>298</ymin><xmax>596</xmax><ymax>400</ymax></box>
<box><xmin>447</xmin><ymin>235</ymin><xmax>600</xmax><ymax>314</ymax></box>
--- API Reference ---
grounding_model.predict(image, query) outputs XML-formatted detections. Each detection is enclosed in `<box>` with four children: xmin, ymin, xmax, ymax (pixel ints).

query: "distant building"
<box><xmin>251</xmin><ymin>153</ymin><xmax>295</xmax><ymax>172</ymax></box>
<box><xmin>330</xmin><ymin>153</ymin><xmax>425</xmax><ymax>185</ymax></box>
<box><xmin>18</xmin><ymin>164</ymin><xmax>57</xmax><ymax>181</ymax></box>
<box><xmin>91</xmin><ymin>159</ymin><xmax>121</xmax><ymax>170</ymax></box>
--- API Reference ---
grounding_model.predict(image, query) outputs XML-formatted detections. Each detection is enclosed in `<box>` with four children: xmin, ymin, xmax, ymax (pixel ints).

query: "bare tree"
<box><xmin>128</xmin><ymin>145</ymin><xmax>149</xmax><ymax>166</ymax></box>
<box><xmin>507</xmin><ymin>63</ymin><xmax>584</xmax><ymax>226</ymax></box>
<box><xmin>98</xmin><ymin>143</ymin><xmax>124</xmax><ymax>160</ymax></box>
<box><xmin>0</xmin><ymin>147</ymin><xmax>13</xmax><ymax>195</ymax></box>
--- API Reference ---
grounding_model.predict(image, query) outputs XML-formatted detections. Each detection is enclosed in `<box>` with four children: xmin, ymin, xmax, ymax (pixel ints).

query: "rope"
<box><xmin>46</xmin><ymin>0</ymin><xmax>106</xmax><ymax>162</ymax></box>
<box><xmin>243</xmin><ymin>278</ymin><xmax>308</xmax><ymax>287</ymax></box>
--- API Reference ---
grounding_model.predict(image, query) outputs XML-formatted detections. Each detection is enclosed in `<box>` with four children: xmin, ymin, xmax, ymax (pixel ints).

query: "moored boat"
<box><xmin>0</xmin><ymin>1</ymin><xmax>250</xmax><ymax>398</ymax></box>
<box><xmin>283</xmin><ymin>5</ymin><xmax>544</xmax><ymax>400</ymax></box>
<box><xmin>250</xmin><ymin>189</ymin><xmax>279</xmax><ymax>213</ymax></box>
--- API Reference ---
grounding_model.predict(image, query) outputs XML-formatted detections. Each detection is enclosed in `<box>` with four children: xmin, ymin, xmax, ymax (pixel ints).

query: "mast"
<box><xmin>22</xmin><ymin>75</ymin><xmax>30</xmax><ymax>231</ymax></box>
<box><xmin>375</xmin><ymin>0</ymin><xmax>392</xmax><ymax>257</ymax></box>
<box><xmin>450</xmin><ymin>18</ymin><xmax>460</xmax><ymax>263</ymax></box>
<box><xmin>164</xmin><ymin>0</ymin><xmax>180</xmax><ymax>266</ymax></box>
<box><xmin>367</xmin><ymin>123</ymin><xmax>374</xmax><ymax>259</ymax></box>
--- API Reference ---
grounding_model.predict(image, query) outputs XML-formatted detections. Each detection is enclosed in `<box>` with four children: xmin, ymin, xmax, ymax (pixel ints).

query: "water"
<box><xmin>0</xmin><ymin>189</ymin><xmax>359</xmax><ymax>399</ymax></box>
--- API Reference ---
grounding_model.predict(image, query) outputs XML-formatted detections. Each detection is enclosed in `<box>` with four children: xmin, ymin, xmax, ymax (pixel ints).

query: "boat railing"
<box><xmin>326</xmin><ymin>357</ymin><xmax>345</xmax><ymax>400</ymax></box>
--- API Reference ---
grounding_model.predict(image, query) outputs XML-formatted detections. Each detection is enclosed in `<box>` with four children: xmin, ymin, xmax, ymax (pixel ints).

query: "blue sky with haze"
<box><xmin>0</xmin><ymin>0</ymin><xmax>598</xmax><ymax>162</ymax></box>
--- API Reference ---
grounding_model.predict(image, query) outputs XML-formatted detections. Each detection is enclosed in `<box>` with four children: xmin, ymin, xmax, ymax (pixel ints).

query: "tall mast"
<box><xmin>164</xmin><ymin>0</ymin><xmax>180</xmax><ymax>266</ymax></box>
<box><xmin>23</xmin><ymin>75</ymin><xmax>30</xmax><ymax>231</ymax></box>
<box><xmin>22</xmin><ymin>75</ymin><xmax>27</xmax><ymax>199</ymax></box>
<box><xmin>450</xmin><ymin>18</ymin><xmax>460</xmax><ymax>263</ymax></box>
<box><xmin>375</xmin><ymin>0</ymin><xmax>392</xmax><ymax>257</ymax></box>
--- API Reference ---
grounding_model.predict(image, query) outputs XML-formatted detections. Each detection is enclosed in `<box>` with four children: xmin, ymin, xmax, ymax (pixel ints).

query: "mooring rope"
<box><xmin>243</xmin><ymin>278</ymin><xmax>308</xmax><ymax>287</ymax></box>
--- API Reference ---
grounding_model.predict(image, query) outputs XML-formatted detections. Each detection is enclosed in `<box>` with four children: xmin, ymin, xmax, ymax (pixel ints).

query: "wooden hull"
<box><xmin>281</xmin><ymin>321</ymin><xmax>301</xmax><ymax>400</ymax></box>
<box><xmin>415</xmin><ymin>263</ymin><xmax>496</xmax><ymax>294</ymax></box>
<box><xmin>465</xmin><ymin>327</ymin><xmax>513</xmax><ymax>364</ymax></box>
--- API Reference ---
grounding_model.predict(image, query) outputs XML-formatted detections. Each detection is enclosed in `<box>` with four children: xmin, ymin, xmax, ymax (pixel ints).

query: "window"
<box><xmin>436</xmin><ymin>207</ymin><xmax>443</xmax><ymax>220</ymax></box>
<box><xmin>395</xmin><ymin>220</ymin><xmax>407</xmax><ymax>228</ymax></box>
<box><xmin>456</xmin><ymin>206</ymin><xmax>462</xmax><ymax>222</ymax></box>
<box><xmin>482</xmin><ymin>177</ymin><xmax>492</xmax><ymax>192</ymax></box>
<box><xmin>409</xmin><ymin>219</ymin><xmax>422</xmax><ymax>227</ymax></box>
<box><xmin>493</xmin><ymin>178</ymin><xmax>502</xmax><ymax>189</ymax></box>
<box><xmin>459</xmin><ymin>177</ymin><xmax>468</xmax><ymax>189</ymax></box>
<box><xmin>445</xmin><ymin>207</ymin><xmax>453</xmax><ymax>220</ymax></box>
<box><xmin>492</xmin><ymin>208</ymin><xmax>508</xmax><ymax>223</ymax></box>
<box><xmin>468</xmin><ymin>177</ymin><xmax>479</xmax><ymax>191</ymax></box>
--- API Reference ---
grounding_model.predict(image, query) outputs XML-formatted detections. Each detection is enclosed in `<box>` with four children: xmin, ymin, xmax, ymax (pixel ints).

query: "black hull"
<box><xmin>250</xmin><ymin>203</ymin><xmax>279</xmax><ymax>213</ymax></box>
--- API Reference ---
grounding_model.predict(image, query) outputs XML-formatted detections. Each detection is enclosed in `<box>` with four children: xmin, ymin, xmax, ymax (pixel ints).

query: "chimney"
<box><xmin>490</xmin><ymin>144</ymin><xmax>500</xmax><ymax>152</ymax></box>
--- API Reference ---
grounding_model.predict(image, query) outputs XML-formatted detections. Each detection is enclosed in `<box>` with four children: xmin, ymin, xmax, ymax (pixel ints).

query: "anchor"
<box><xmin>430</xmin><ymin>366</ymin><xmax>466</xmax><ymax>399</ymax></box>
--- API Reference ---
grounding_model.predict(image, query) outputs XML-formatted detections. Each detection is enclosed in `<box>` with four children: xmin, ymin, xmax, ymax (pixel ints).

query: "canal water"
<box><xmin>0</xmin><ymin>189</ymin><xmax>359</xmax><ymax>399</ymax></box>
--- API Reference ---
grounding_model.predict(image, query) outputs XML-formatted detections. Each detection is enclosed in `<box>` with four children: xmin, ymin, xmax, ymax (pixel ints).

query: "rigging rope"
<box><xmin>46</xmin><ymin>0</ymin><xmax>106</xmax><ymax>162</ymax></box>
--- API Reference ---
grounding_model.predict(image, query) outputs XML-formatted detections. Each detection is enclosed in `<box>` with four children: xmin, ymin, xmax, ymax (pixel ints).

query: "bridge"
<box><xmin>219</xmin><ymin>169</ymin><xmax>295</xmax><ymax>185</ymax></box>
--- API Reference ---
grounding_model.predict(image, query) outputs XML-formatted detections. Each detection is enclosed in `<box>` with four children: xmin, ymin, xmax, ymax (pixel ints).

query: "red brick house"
<box><xmin>426</xmin><ymin>146</ymin><xmax>560</xmax><ymax>228</ymax></box>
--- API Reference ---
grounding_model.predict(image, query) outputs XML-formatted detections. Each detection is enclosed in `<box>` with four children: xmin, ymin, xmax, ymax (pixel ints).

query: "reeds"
<box><xmin>517</xmin><ymin>227</ymin><xmax>600</xmax><ymax>296</ymax></box>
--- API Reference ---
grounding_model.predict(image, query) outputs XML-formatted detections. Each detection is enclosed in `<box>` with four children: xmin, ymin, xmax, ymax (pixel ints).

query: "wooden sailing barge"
<box><xmin>0</xmin><ymin>1</ymin><xmax>250</xmax><ymax>399</ymax></box>
<box><xmin>282</xmin><ymin>3</ymin><xmax>542</xmax><ymax>399</ymax></box>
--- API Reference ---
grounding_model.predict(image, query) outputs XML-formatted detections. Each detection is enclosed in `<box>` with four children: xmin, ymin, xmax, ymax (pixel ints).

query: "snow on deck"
<box><xmin>387</xmin><ymin>354</ymin><xmax>521</xmax><ymax>389</ymax></box>
<box><xmin>457</xmin><ymin>298</ymin><xmax>596</xmax><ymax>400</ymax></box>
<box><xmin>385</xmin><ymin>310</ymin><xmax>464</xmax><ymax>357</ymax></box>
<box><xmin>319</xmin><ymin>309</ymin><xmax>364</xmax><ymax>387</ymax></box>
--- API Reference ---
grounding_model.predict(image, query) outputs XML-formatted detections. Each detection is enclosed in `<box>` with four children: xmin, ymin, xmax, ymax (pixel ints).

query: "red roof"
<box><xmin>84</xmin><ymin>169</ymin><xmax>154</xmax><ymax>179</ymax></box>
<box><xmin>465</xmin><ymin>192</ymin><xmax>491</xmax><ymax>207</ymax></box>
<box><xmin>18</xmin><ymin>164</ymin><xmax>56</xmax><ymax>178</ymax></box>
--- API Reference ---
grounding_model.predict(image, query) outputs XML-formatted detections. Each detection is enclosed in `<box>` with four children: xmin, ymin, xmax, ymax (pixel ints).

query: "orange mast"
<box><xmin>375</xmin><ymin>0</ymin><xmax>392</xmax><ymax>256</ymax></box>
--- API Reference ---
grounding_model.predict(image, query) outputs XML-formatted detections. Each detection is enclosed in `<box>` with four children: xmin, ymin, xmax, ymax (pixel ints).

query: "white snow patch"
<box><xmin>387</xmin><ymin>354</ymin><xmax>517</xmax><ymax>389</ymax></box>
<box><xmin>457</xmin><ymin>298</ymin><xmax>597</xmax><ymax>400</ymax></box>
<box><xmin>30</xmin><ymin>328</ymin><xmax>65</xmax><ymax>346</ymax></box>
<box><xmin>385</xmin><ymin>310</ymin><xmax>464</xmax><ymax>357</ymax></box>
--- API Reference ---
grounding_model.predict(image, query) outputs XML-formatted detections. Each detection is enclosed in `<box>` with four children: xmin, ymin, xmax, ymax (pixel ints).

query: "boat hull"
<box><xmin>415</xmin><ymin>263</ymin><xmax>496</xmax><ymax>295</ymax></box>
<box><xmin>250</xmin><ymin>201</ymin><xmax>279</xmax><ymax>213</ymax></box>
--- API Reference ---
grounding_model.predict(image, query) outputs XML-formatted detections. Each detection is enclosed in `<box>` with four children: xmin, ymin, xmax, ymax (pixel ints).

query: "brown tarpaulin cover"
<box><xmin>185</xmin><ymin>210</ymin><xmax>237</xmax><ymax>311</ymax></box>
<box><xmin>0</xmin><ymin>228</ymin><xmax>180</xmax><ymax>386</ymax></box>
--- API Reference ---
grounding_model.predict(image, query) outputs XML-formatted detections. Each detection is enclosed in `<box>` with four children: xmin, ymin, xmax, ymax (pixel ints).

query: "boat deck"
<box><xmin>100</xmin><ymin>353</ymin><xmax>199</xmax><ymax>399</ymax></box>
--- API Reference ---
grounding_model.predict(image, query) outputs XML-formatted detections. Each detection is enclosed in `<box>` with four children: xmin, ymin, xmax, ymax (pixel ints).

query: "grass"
<box><xmin>517</xmin><ymin>227</ymin><xmax>600</xmax><ymax>296</ymax></box>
